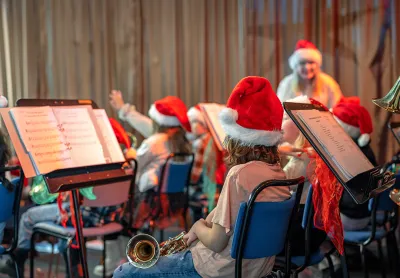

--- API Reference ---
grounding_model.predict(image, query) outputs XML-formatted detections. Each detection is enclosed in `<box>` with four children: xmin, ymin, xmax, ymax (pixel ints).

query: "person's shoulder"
<box><xmin>229</xmin><ymin>161</ymin><xmax>285</xmax><ymax>178</ymax></box>
<box><xmin>143</xmin><ymin>133</ymin><xmax>168</xmax><ymax>145</ymax></box>
<box><xmin>278</xmin><ymin>73</ymin><xmax>295</xmax><ymax>86</ymax></box>
<box><xmin>319</xmin><ymin>72</ymin><xmax>340</xmax><ymax>87</ymax></box>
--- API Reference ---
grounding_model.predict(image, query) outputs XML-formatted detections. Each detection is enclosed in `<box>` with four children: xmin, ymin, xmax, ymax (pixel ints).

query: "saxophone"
<box><xmin>126</xmin><ymin>232</ymin><xmax>188</xmax><ymax>269</ymax></box>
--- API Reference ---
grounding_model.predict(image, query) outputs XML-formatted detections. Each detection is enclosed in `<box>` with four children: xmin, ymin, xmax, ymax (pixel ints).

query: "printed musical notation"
<box><xmin>93</xmin><ymin>109</ymin><xmax>125</xmax><ymax>163</ymax></box>
<box><xmin>8</xmin><ymin>106</ymin><xmax>111</xmax><ymax>175</ymax></box>
<box><xmin>296</xmin><ymin>109</ymin><xmax>373</xmax><ymax>181</ymax></box>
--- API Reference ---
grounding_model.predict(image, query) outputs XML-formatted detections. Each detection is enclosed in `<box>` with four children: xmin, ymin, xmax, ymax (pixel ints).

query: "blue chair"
<box><xmin>343</xmin><ymin>173</ymin><xmax>400</xmax><ymax>278</ymax></box>
<box><xmin>289</xmin><ymin>185</ymin><xmax>339</xmax><ymax>278</ymax></box>
<box><xmin>231</xmin><ymin>177</ymin><xmax>305</xmax><ymax>278</ymax></box>
<box><xmin>150</xmin><ymin>153</ymin><xmax>194</xmax><ymax>240</ymax></box>
<box><xmin>0</xmin><ymin>166</ymin><xmax>25</xmax><ymax>278</ymax></box>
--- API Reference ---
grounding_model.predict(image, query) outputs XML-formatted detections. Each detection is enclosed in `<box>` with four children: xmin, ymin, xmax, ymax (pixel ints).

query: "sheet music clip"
<box><xmin>283</xmin><ymin>101</ymin><xmax>395</xmax><ymax>205</ymax></box>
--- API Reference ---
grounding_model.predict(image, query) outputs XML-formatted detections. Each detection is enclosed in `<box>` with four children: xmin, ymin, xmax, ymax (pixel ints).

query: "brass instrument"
<box><xmin>390</xmin><ymin>189</ymin><xmax>400</xmax><ymax>205</ymax></box>
<box><xmin>126</xmin><ymin>232</ymin><xmax>187</xmax><ymax>269</ymax></box>
<box><xmin>372</xmin><ymin>77</ymin><xmax>400</xmax><ymax>113</ymax></box>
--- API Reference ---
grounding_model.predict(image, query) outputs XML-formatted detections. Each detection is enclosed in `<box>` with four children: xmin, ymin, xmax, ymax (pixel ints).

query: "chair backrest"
<box><xmin>231</xmin><ymin>194</ymin><xmax>296</xmax><ymax>259</ymax></box>
<box><xmin>159</xmin><ymin>153</ymin><xmax>194</xmax><ymax>193</ymax></box>
<box><xmin>0</xmin><ymin>177</ymin><xmax>20</xmax><ymax>222</ymax></box>
<box><xmin>302</xmin><ymin>185</ymin><xmax>313</xmax><ymax>229</ymax></box>
<box><xmin>83</xmin><ymin>180</ymin><xmax>132</xmax><ymax>208</ymax></box>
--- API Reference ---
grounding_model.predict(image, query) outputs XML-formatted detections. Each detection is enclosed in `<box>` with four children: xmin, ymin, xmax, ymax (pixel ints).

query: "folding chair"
<box><xmin>231</xmin><ymin>177</ymin><xmax>305</xmax><ymax>278</ymax></box>
<box><xmin>30</xmin><ymin>160</ymin><xmax>137</xmax><ymax>278</ymax></box>
<box><xmin>344</xmin><ymin>174</ymin><xmax>400</xmax><ymax>278</ymax></box>
<box><xmin>0</xmin><ymin>166</ymin><xmax>25</xmax><ymax>278</ymax></box>
<box><xmin>150</xmin><ymin>153</ymin><xmax>194</xmax><ymax>241</ymax></box>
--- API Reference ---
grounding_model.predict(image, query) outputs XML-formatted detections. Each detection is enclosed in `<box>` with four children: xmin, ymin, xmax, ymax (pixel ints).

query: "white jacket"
<box><xmin>118</xmin><ymin>104</ymin><xmax>170</xmax><ymax>192</ymax></box>
<box><xmin>277</xmin><ymin>72</ymin><xmax>343</xmax><ymax>109</ymax></box>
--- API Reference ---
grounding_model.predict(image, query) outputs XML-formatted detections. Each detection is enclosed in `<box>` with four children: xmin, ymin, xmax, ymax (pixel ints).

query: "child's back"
<box><xmin>191</xmin><ymin>160</ymin><xmax>290</xmax><ymax>277</ymax></box>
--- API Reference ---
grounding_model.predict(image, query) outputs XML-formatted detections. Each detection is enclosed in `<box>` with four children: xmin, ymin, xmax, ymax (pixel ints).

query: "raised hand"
<box><xmin>109</xmin><ymin>90</ymin><xmax>125</xmax><ymax>111</ymax></box>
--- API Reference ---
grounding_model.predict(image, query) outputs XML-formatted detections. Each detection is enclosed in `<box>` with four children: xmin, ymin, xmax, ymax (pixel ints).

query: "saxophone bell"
<box><xmin>126</xmin><ymin>234</ymin><xmax>160</xmax><ymax>269</ymax></box>
<box><xmin>126</xmin><ymin>231</ymin><xmax>188</xmax><ymax>269</ymax></box>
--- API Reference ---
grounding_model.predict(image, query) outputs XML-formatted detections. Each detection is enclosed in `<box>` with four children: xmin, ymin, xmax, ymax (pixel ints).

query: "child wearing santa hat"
<box><xmin>114</xmin><ymin>76</ymin><xmax>291</xmax><ymax>278</ymax></box>
<box><xmin>187</xmin><ymin>105</ymin><xmax>226</xmax><ymax>221</ymax></box>
<box><xmin>109</xmin><ymin>93</ymin><xmax>192</xmax><ymax>231</ymax></box>
<box><xmin>277</xmin><ymin>39</ymin><xmax>343</xmax><ymax>109</ymax></box>
<box><xmin>332</xmin><ymin>97</ymin><xmax>378</xmax><ymax>231</ymax></box>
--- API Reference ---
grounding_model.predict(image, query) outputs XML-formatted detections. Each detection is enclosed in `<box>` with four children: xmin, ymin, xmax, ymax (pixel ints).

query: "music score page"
<box><xmin>296</xmin><ymin>109</ymin><xmax>373</xmax><ymax>181</ymax></box>
<box><xmin>199</xmin><ymin>103</ymin><xmax>226</xmax><ymax>151</ymax></box>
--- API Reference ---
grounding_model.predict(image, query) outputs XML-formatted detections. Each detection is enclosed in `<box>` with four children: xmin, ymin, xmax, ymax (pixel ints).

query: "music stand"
<box><xmin>16</xmin><ymin>99</ymin><xmax>134</xmax><ymax>278</ymax></box>
<box><xmin>284</xmin><ymin>102</ymin><xmax>395</xmax><ymax>205</ymax></box>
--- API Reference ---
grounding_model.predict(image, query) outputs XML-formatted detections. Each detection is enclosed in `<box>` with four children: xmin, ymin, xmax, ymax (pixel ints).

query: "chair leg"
<box><xmin>47</xmin><ymin>242</ymin><xmax>55</xmax><ymax>278</ymax></box>
<box><xmin>30</xmin><ymin>232</ymin><xmax>36</xmax><ymax>278</ymax></box>
<box><xmin>387</xmin><ymin>232</ymin><xmax>400</xmax><ymax>278</ymax></box>
<box><xmin>10</xmin><ymin>254</ymin><xmax>21</xmax><ymax>278</ymax></box>
<box><xmin>340</xmin><ymin>250</ymin><xmax>349</xmax><ymax>278</ymax></box>
<box><xmin>360</xmin><ymin>245</ymin><xmax>369</xmax><ymax>278</ymax></box>
<box><xmin>325</xmin><ymin>253</ymin><xmax>336</xmax><ymax>278</ymax></box>
<box><xmin>55</xmin><ymin>253</ymin><xmax>61</xmax><ymax>277</ymax></box>
<box><xmin>377</xmin><ymin>240</ymin><xmax>387</xmax><ymax>278</ymax></box>
<box><xmin>103</xmin><ymin>237</ymin><xmax>106</xmax><ymax>278</ymax></box>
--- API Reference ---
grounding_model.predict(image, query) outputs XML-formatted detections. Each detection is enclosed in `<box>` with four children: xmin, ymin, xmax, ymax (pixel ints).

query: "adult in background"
<box><xmin>277</xmin><ymin>39</ymin><xmax>343</xmax><ymax>109</ymax></box>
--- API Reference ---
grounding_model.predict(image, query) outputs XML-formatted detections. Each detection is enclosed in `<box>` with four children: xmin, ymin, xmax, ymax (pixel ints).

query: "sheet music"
<box><xmin>93</xmin><ymin>109</ymin><xmax>125</xmax><ymax>163</ymax></box>
<box><xmin>52</xmin><ymin>107</ymin><xmax>107</xmax><ymax>167</ymax></box>
<box><xmin>296</xmin><ymin>109</ymin><xmax>373</xmax><ymax>181</ymax></box>
<box><xmin>199</xmin><ymin>103</ymin><xmax>226</xmax><ymax>151</ymax></box>
<box><xmin>9</xmin><ymin>107</ymin><xmax>74</xmax><ymax>175</ymax></box>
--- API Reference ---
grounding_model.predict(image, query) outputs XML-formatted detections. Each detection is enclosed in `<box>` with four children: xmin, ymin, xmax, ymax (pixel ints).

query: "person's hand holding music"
<box><xmin>109</xmin><ymin>90</ymin><xmax>125</xmax><ymax>111</ymax></box>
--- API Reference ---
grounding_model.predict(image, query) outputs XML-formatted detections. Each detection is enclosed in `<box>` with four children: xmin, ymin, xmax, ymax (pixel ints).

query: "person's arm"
<box><xmin>118</xmin><ymin>105</ymin><xmax>153</xmax><ymax>138</ymax></box>
<box><xmin>109</xmin><ymin>90</ymin><xmax>153</xmax><ymax>138</ymax></box>
<box><xmin>192</xmin><ymin>219</ymin><xmax>230</xmax><ymax>253</ymax></box>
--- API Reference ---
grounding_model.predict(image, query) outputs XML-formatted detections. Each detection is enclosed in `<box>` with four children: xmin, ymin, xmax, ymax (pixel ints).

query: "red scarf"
<box><xmin>307</xmin><ymin>154</ymin><xmax>344</xmax><ymax>254</ymax></box>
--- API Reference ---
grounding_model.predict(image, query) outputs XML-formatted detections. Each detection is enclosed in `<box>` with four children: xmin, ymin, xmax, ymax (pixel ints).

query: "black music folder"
<box><xmin>284</xmin><ymin>101</ymin><xmax>395</xmax><ymax>204</ymax></box>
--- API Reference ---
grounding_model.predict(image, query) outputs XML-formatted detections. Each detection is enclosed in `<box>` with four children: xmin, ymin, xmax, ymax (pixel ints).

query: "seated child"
<box><xmin>332</xmin><ymin>97</ymin><xmax>377</xmax><ymax>231</ymax></box>
<box><xmin>113</xmin><ymin>76</ymin><xmax>291</xmax><ymax>278</ymax></box>
<box><xmin>0</xmin><ymin>128</ymin><xmax>11</xmax><ymax>244</ymax></box>
<box><xmin>109</xmin><ymin>92</ymin><xmax>192</xmax><ymax>229</ymax></box>
<box><xmin>187</xmin><ymin>105</ymin><xmax>226</xmax><ymax>220</ymax></box>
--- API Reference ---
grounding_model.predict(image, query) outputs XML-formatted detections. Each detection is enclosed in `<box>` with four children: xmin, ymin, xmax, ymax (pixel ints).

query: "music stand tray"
<box><xmin>284</xmin><ymin>101</ymin><xmax>395</xmax><ymax>205</ymax></box>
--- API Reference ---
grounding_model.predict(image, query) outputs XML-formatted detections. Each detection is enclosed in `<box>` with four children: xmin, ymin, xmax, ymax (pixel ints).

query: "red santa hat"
<box><xmin>109</xmin><ymin>118</ymin><xmax>131</xmax><ymax>149</ymax></box>
<box><xmin>331</xmin><ymin>97</ymin><xmax>373</xmax><ymax>147</ymax></box>
<box><xmin>0</xmin><ymin>95</ymin><xmax>8</xmax><ymax>108</ymax></box>
<box><xmin>148</xmin><ymin>96</ymin><xmax>191</xmax><ymax>132</ymax></box>
<box><xmin>219</xmin><ymin>76</ymin><xmax>283</xmax><ymax>146</ymax></box>
<box><xmin>187</xmin><ymin>105</ymin><xmax>206</xmax><ymax>126</ymax></box>
<box><xmin>288</xmin><ymin>40</ymin><xmax>322</xmax><ymax>70</ymax></box>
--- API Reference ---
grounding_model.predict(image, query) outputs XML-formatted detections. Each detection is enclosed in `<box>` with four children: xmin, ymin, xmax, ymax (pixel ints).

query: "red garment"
<box><xmin>308</xmin><ymin>155</ymin><xmax>344</xmax><ymax>255</ymax></box>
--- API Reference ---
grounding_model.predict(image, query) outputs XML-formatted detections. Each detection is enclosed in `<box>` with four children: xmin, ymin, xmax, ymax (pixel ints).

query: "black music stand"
<box><xmin>284</xmin><ymin>101</ymin><xmax>395</xmax><ymax>205</ymax></box>
<box><xmin>16</xmin><ymin>99</ymin><xmax>134</xmax><ymax>278</ymax></box>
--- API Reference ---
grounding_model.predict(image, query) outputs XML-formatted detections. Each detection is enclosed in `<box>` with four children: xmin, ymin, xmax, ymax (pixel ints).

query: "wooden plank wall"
<box><xmin>0</xmin><ymin>0</ymin><xmax>399</xmax><ymax>160</ymax></box>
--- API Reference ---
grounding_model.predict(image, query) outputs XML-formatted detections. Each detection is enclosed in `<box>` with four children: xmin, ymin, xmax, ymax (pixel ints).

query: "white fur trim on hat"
<box><xmin>288</xmin><ymin>48</ymin><xmax>322</xmax><ymax>70</ymax></box>
<box><xmin>334</xmin><ymin>116</ymin><xmax>361</xmax><ymax>139</ymax></box>
<box><xmin>219</xmin><ymin>108</ymin><xmax>283</xmax><ymax>146</ymax></box>
<box><xmin>357</xmin><ymin>134</ymin><xmax>370</xmax><ymax>148</ymax></box>
<box><xmin>0</xmin><ymin>96</ymin><xmax>8</xmax><ymax>108</ymax></box>
<box><xmin>187</xmin><ymin>107</ymin><xmax>205</xmax><ymax>126</ymax></box>
<box><xmin>148</xmin><ymin>104</ymin><xmax>181</xmax><ymax>127</ymax></box>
